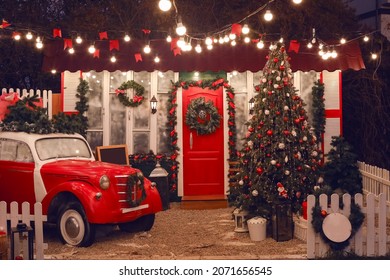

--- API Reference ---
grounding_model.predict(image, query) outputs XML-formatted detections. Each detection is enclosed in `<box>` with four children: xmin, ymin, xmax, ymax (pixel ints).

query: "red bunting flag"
<box><xmin>99</xmin><ymin>31</ymin><xmax>108</xmax><ymax>40</ymax></box>
<box><xmin>63</xmin><ymin>38</ymin><xmax>73</xmax><ymax>50</ymax></box>
<box><xmin>0</xmin><ymin>19</ymin><xmax>11</xmax><ymax>29</ymax></box>
<box><xmin>173</xmin><ymin>48</ymin><xmax>181</xmax><ymax>56</ymax></box>
<box><xmin>53</xmin><ymin>28</ymin><xmax>62</xmax><ymax>38</ymax></box>
<box><xmin>93</xmin><ymin>49</ymin><xmax>100</xmax><ymax>58</ymax></box>
<box><xmin>288</xmin><ymin>40</ymin><xmax>300</xmax><ymax>53</ymax></box>
<box><xmin>142</xmin><ymin>29</ymin><xmax>151</xmax><ymax>35</ymax></box>
<box><xmin>231</xmin><ymin>23</ymin><xmax>242</xmax><ymax>36</ymax></box>
<box><xmin>109</xmin><ymin>40</ymin><xmax>119</xmax><ymax>51</ymax></box>
<box><xmin>171</xmin><ymin>38</ymin><xmax>179</xmax><ymax>50</ymax></box>
<box><xmin>135</xmin><ymin>53</ymin><xmax>142</xmax><ymax>62</ymax></box>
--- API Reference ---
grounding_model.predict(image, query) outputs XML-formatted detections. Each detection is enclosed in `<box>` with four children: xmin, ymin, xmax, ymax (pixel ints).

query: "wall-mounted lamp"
<box><xmin>150</xmin><ymin>95</ymin><xmax>158</xmax><ymax>114</ymax></box>
<box><xmin>249</xmin><ymin>97</ymin><xmax>255</xmax><ymax>115</ymax></box>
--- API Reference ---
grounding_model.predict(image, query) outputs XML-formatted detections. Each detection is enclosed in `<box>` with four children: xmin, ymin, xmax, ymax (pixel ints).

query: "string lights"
<box><xmin>1</xmin><ymin>0</ymin><xmax>382</xmax><ymax>70</ymax></box>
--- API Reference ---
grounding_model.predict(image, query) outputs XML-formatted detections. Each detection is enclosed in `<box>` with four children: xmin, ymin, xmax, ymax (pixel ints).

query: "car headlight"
<box><xmin>99</xmin><ymin>175</ymin><xmax>110</xmax><ymax>190</ymax></box>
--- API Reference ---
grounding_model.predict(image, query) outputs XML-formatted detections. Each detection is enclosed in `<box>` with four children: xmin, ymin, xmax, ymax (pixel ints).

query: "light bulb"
<box><xmin>51</xmin><ymin>69</ymin><xmax>57</xmax><ymax>74</ymax></box>
<box><xmin>68</xmin><ymin>48</ymin><xmax>75</xmax><ymax>54</ymax></box>
<box><xmin>340</xmin><ymin>38</ymin><xmax>346</xmax><ymax>44</ymax></box>
<box><xmin>371</xmin><ymin>53</ymin><xmax>378</xmax><ymax>60</ymax></box>
<box><xmin>224</xmin><ymin>35</ymin><xmax>229</xmax><ymax>43</ymax></box>
<box><xmin>279</xmin><ymin>37</ymin><xmax>284</xmax><ymax>43</ymax></box>
<box><xmin>242</xmin><ymin>24</ymin><xmax>250</xmax><ymax>35</ymax></box>
<box><xmin>195</xmin><ymin>44</ymin><xmax>202</xmax><ymax>53</ymax></box>
<box><xmin>143</xmin><ymin>44</ymin><xmax>151</xmax><ymax>54</ymax></box>
<box><xmin>184</xmin><ymin>43</ymin><xmax>192</xmax><ymax>52</ymax></box>
<box><xmin>159</xmin><ymin>0</ymin><xmax>172</xmax><ymax>12</ymax></box>
<box><xmin>26</xmin><ymin>32</ymin><xmax>33</xmax><ymax>40</ymax></box>
<box><xmin>231</xmin><ymin>40</ymin><xmax>237</xmax><ymax>46</ymax></box>
<box><xmin>177</xmin><ymin>37</ymin><xmax>186</xmax><ymax>49</ymax></box>
<box><xmin>257</xmin><ymin>40</ymin><xmax>265</xmax><ymax>49</ymax></box>
<box><xmin>75</xmin><ymin>36</ymin><xmax>82</xmax><ymax>44</ymax></box>
<box><xmin>307</xmin><ymin>42</ymin><xmax>313</xmax><ymax>49</ymax></box>
<box><xmin>218</xmin><ymin>36</ymin><xmax>224</xmax><ymax>44</ymax></box>
<box><xmin>244</xmin><ymin>37</ymin><xmax>250</xmax><ymax>43</ymax></box>
<box><xmin>124</xmin><ymin>34</ymin><xmax>131</xmax><ymax>42</ymax></box>
<box><xmin>229</xmin><ymin>33</ymin><xmax>236</xmax><ymax>40</ymax></box>
<box><xmin>154</xmin><ymin>56</ymin><xmax>160</xmax><ymax>63</ymax></box>
<box><xmin>205</xmin><ymin>37</ymin><xmax>213</xmax><ymax>45</ymax></box>
<box><xmin>331</xmin><ymin>50</ymin><xmax>338</xmax><ymax>58</ymax></box>
<box><xmin>264</xmin><ymin>10</ymin><xmax>273</xmax><ymax>21</ymax></box>
<box><xmin>207</xmin><ymin>44</ymin><xmax>213</xmax><ymax>50</ymax></box>
<box><xmin>36</xmin><ymin>41</ymin><xmax>43</xmax><ymax>49</ymax></box>
<box><xmin>13</xmin><ymin>33</ymin><xmax>21</xmax><ymax>40</ymax></box>
<box><xmin>176</xmin><ymin>20</ymin><xmax>187</xmax><ymax>36</ymax></box>
<box><xmin>363</xmin><ymin>36</ymin><xmax>369</xmax><ymax>42</ymax></box>
<box><xmin>166</xmin><ymin>35</ymin><xmax>172</xmax><ymax>42</ymax></box>
<box><xmin>88</xmin><ymin>45</ymin><xmax>96</xmax><ymax>54</ymax></box>
<box><xmin>292</xmin><ymin>0</ymin><xmax>302</xmax><ymax>4</ymax></box>
<box><xmin>110</xmin><ymin>56</ymin><xmax>116</xmax><ymax>62</ymax></box>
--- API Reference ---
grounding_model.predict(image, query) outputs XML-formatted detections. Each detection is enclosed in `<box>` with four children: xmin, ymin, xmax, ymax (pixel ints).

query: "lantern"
<box><xmin>233</xmin><ymin>208</ymin><xmax>249</xmax><ymax>232</ymax></box>
<box><xmin>272</xmin><ymin>200</ymin><xmax>293</xmax><ymax>242</ymax></box>
<box><xmin>150</xmin><ymin>95</ymin><xmax>158</xmax><ymax>114</ymax></box>
<box><xmin>248</xmin><ymin>97</ymin><xmax>255</xmax><ymax>115</ymax></box>
<box><xmin>149</xmin><ymin>161</ymin><xmax>170</xmax><ymax>210</ymax></box>
<box><xmin>10</xmin><ymin>223</ymin><xmax>34</xmax><ymax>260</ymax></box>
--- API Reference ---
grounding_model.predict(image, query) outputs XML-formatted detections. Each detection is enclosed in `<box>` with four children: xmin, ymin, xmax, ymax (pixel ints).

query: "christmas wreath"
<box><xmin>185</xmin><ymin>97</ymin><xmax>221</xmax><ymax>135</ymax></box>
<box><xmin>115</xmin><ymin>80</ymin><xmax>145</xmax><ymax>107</ymax></box>
<box><xmin>126</xmin><ymin>172</ymin><xmax>147</xmax><ymax>207</ymax></box>
<box><xmin>311</xmin><ymin>201</ymin><xmax>364</xmax><ymax>251</ymax></box>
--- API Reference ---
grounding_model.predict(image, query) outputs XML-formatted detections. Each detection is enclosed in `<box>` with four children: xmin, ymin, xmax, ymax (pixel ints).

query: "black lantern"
<box><xmin>150</xmin><ymin>95</ymin><xmax>158</xmax><ymax>114</ymax></box>
<box><xmin>149</xmin><ymin>161</ymin><xmax>170</xmax><ymax>210</ymax></box>
<box><xmin>10</xmin><ymin>223</ymin><xmax>34</xmax><ymax>260</ymax></box>
<box><xmin>272</xmin><ymin>200</ymin><xmax>293</xmax><ymax>242</ymax></box>
<box><xmin>249</xmin><ymin>97</ymin><xmax>255</xmax><ymax>115</ymax></box>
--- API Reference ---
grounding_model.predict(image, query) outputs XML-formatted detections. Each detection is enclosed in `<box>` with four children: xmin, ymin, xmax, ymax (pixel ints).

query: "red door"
<box><xmin>182</xmin><ymin>87</ymin><xmax>224</xmax><ymax>199</ymax></box>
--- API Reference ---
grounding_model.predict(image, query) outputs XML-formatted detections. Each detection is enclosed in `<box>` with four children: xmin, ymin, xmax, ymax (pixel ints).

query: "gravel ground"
<box><xmin>44</xmin><ymin>204</ymin><xmax>307</xmax><ymax>260</ymax></box>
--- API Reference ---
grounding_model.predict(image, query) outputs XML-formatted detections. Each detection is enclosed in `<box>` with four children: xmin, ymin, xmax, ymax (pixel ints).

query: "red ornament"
<box><xmin>297</xmin><ymin>166</ymin><xmax>302</xmax><ymax>171</ymax></box>
<box><xmin>256</xmin><ymin>167</ymin><xmax>264</xmax><ymax>175</ymax></box>
<box><xmin>266</xmin><ymin>130</ymin><xmax>273</xmax><ymax>136</ymax></box>
<box><xmin>249</xmin><ymin>127</ymin><xmax>254</xmax><ymax>132</ymax></box>
<box><xmin>280</xmin><ymin>65</ymin><xmax>285</xmax><ymax>71</ymax></box>
<box><xmin>276</xmin><ymin>163</ymin><xmax>282</xmax><ymax>168</ymax></box>
<box><xmin>255</xmin><ymin>86</ymin><xmax>260</xmax><ymax>91</ymax></box>
<box><xmin>320</xmin><ymin>210</ymin><xmax>328</xmax><ymax>217</ymax></box>
<box><xmin>257</xmin><ymin>134</ymin><xmax>262</xmax><ymax>139</ymax></box>
<box><xmin>283</xmin><ymin>117</ymin><xmax>289</xmax><ymax>122</ymax></box>
<box><xmin>283</xmin><ymin>130</ymin><xmax>290</xmax><ymax>136</ymax></box>
<box><xmin>294</xmin><ymin>118</ymin><xmax>301</xmax><ymax>124</ymax></box>
<box><xmin>268</xmin><ymin>91</ymin><xmax>272</xmax><ymax>95</ymax></box>
<box><xmin>273</xmin><ymin>58</ymin><xmax>279</xmax><ymax>63</ymax></box>
<box><xmin>276</xmin><ymin>111</ymin><xmax>281</xmax><ymax>115</ymax></box>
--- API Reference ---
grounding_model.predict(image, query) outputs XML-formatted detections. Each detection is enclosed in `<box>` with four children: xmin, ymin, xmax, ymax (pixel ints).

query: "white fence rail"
<box><xmin>1</xmin><ymin>88</ymin><xmax>53</xmax><ymax>119</ymax></box>
<box><xmin>306</xmin><ymin>193</ymin><xmax>389</xmax><ymax>259</ymax></box>
<box><xmin>0</xmin><ymin>201</ymin><xmax>47</xmax><ymax>260</ymax></box>
<box><xmin>359</xmin><ymin>161</ymin><xmax>390</xmax><ymax>206</ymax></box>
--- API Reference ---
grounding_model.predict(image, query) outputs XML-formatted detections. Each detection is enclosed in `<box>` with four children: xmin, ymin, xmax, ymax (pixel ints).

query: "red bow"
<box><xmin>133</xmin><ymin>95</ymin><xmax>143</xmax><ymax>103</ymax></box>
<box><xmin>115</xmin><ymin>89</ymin><xmax>125</xmax><ymax>96</ymax></box>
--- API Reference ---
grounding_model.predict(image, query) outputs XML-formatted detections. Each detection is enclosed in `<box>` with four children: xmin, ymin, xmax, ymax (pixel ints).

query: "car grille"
<box><xmin>115</xmin><ymin>174</ymin><xmax>144</xmax><ymax>208</ymax></box>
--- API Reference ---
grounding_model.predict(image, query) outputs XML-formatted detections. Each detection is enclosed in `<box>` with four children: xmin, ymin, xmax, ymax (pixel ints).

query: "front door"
<box><xmin>182</xmin><ymin>87</ymin><xmax>224</xmax><ymax>199</ymax></box>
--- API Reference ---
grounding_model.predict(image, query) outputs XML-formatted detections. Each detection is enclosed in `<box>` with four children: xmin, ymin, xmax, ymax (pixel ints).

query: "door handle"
<box><xmin>190</xmin><ymin>132</ymin><xmax>193</xmax><ymax>150</ymax></box>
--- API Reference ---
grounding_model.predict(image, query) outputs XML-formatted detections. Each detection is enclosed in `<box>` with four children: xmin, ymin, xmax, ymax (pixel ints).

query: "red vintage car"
<box><xmin>0</xmin><ymin>131</ymin><xmax>162</xmax><ymax>247</ymax></box>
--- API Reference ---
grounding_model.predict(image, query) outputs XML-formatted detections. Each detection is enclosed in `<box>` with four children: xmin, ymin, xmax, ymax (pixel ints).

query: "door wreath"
<box><xmin>185</xmin><ymin>97</ymin><xmax>221</xmax><ymax>135</ymax></box>
<box><xmin>115</xmin><ymin>80</ymin><xmax>145</xmax><ymax>107</ymax></box>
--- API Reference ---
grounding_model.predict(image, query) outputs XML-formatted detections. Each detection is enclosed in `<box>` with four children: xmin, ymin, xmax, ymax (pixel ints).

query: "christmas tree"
<box><xmin>228</xmin><ymin>43</ymin><xmax>322</xmax><ymax>219</ymax></box>
<box><xmin>322</xmin><ymin>136</ymin><xmax>362</xmax><ymax>195</ymax></box>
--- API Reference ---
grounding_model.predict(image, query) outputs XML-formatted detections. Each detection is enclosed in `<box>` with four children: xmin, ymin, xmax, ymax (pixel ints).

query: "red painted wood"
<box><xmin>182</xmin><ymin>87</ymin><xmax>224</xmax><ymax>196</ymax></box>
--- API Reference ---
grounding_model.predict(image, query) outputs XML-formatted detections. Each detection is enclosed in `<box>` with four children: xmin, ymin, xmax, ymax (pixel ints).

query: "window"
<box><xmin>0</xmin><ymin>139</ymin><xmax>33</xmax><ymax>162</ymax></box>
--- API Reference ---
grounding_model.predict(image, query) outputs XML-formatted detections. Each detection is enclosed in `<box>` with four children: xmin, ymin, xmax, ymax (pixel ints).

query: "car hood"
<box><xmin>40</xmin><ymin>159</ymin><xmax>138</xmax><ymax>178</ymax></box>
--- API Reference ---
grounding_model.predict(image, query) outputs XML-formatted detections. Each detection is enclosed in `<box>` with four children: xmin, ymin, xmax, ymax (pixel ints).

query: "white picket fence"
<box><xmin>306</xmin><ymin>193</ymin><xmax>389</xmax><ymax>259</ymax></box>
<box><xmin>1</xmin><ymin>88</ymin><xmax>53</xmax><ymax>119</ymax></box>
<box><xmin>0</xmin><ymin>201</ymin><xmax>47</xmax><ymax>260</ymax></box>
<box><xmin>359</xmin><ymin>161</ymin><xmax>390</xmax><ymax>207</ymax></box>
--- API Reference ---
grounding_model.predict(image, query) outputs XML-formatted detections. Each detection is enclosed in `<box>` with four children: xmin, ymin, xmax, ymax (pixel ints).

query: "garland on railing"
<box><xmin>311</xmin><ymin>201</ymin><xmax>364</xmax><ymax>251</ymax></box>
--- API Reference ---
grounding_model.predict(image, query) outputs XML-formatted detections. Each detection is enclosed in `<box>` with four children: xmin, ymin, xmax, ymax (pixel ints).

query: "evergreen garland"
<box><xmin>0</xmin><ymin>78</ymin><xmax>89</xmax><ymax>136</ymax></box>
<box><xmin>311</xmin><ymin>200</ymin><xmax>364</xmax><ymax>251</ymax></box>
<box><xmin>311</xmin><ymin>80</ymin><xmax>326</xmax><ymax>140</ymax></box>
<box><xmin>126</xmin><ymin>172</ymin><xmax>146</xmax><ymax>207</ymax></box>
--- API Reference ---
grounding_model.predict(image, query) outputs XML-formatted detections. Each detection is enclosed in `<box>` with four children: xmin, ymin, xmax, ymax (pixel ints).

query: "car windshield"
<box><xmin>36</xmin><ymin>137</ymin><xmax>92</xmax><ymax>160</ymax></box>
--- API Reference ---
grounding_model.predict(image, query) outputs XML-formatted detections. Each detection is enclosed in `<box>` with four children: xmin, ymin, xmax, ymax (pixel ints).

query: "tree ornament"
<box><xmin>252</xmin><ymin>189</ymin><xmax>259</xmax><ymax>196</ymax></box>
<box><xmin>115</xmin><ymin>80</ymin><xmax>145</xmax><ymax>107</ymax></box>
<box><xmin>284</xmin><ymin>170</ymin><xmax>290</xmax><ymax>175</ymax></box>
<box><xmin>270</xmin><ymin>160</ymin><xmax>277</xmax><ymax>165</ymax></box>
<box><xmin>266</xmin><ymin>129</ymin><xmax>273</xmax><ymax>136</ymax></box>
<box><xmin>278</xmin><ymin>143</ymin><xmax>285</xmax><ymax>149</ymax></box>
<box><xmin>256</xmin><ymin>167</ymin><xmax>264</xmax><ymax>175</ymax></box>
<box><xmin>185</xmin><ymin>97</ymin><xmax>221</xmax><ymax>135</ymax></box>
<box><xmin>264</xmin><ymin>109</ymin><xmax>270</xmax><ymax>115</ymax></box>
<box><xmin>239</xmin><ymin>180</ymin><xmax>244</xmax><ymax>186</ymax></box>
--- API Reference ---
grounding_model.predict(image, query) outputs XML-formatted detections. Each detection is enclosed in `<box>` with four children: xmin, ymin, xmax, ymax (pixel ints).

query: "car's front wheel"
<box><xmin>57</xmin><ymin>201</ymin><xmax>95</xmax><ymax>247</ymax></box>
<box><xmin>118</xmin><ymin>214</ymin><xmax>155</xmax><ymax>233</ymax></box>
